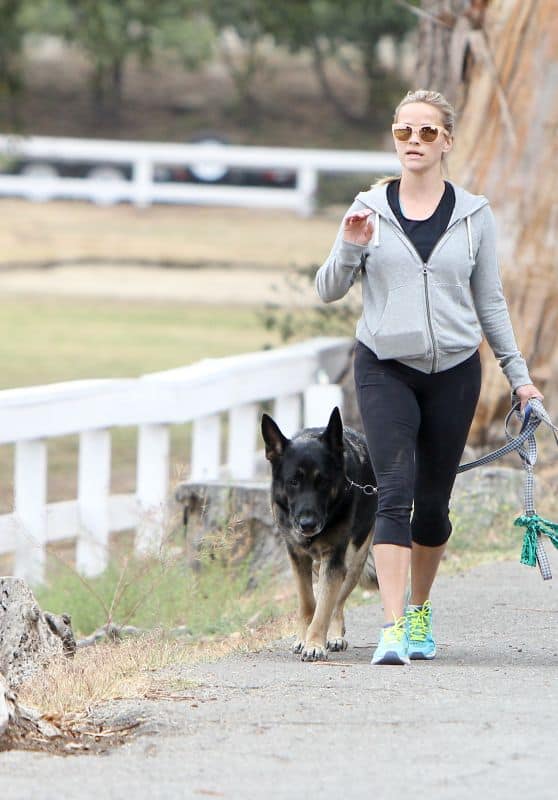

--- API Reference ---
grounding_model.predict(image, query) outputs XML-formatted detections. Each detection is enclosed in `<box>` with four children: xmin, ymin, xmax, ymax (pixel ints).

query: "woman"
<box><xmin>315</xmin><ymin>89</ymin><xmax>544</xmax><ymax>666</ymax></box>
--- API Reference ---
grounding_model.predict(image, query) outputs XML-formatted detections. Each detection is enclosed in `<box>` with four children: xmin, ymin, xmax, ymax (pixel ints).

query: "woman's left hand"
<box><xmin>515</xmin><ymin>383</ymin><xmax>544</xmax><ymax>412</ymax></box>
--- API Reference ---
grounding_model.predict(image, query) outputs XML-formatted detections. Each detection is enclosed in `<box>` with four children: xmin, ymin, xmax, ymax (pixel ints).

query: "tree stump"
<box><xmin>0</xmin><ymin>577</ymin><xmax>80</xmax><ymax>751</ymax></box>
<box><xmin>0</xmin><ymin>671</ymin><xmax>63</xmax><ymax>750</ymax></box>
<box><xmin>0</xmin><ymin>577</ymin><xmax>76</xmax><ymax>690</ymax></box>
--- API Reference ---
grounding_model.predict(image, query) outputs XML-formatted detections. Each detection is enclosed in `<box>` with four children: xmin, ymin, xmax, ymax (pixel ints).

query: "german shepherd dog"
<box><xmin>261</xmin><ymin>407</ymin><xmax>378</xmax><ymax>662</ymax></box>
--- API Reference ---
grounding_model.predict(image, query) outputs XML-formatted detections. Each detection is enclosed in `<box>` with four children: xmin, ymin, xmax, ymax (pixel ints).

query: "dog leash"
<box><xmin>348</xmin><ymin>398</ymin><xmax>558</xmax><ymax>580</ymax></box>
<box><xmin>457</xmin><ymin>397</ymin><xmax>558</xmax><ymax>580</ymax></box>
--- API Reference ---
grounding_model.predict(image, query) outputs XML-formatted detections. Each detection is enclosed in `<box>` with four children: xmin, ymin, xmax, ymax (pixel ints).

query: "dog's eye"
<box><xmin>288</xmin><ymin>477</ymin><xmax>299</xmax><ymax>487</ymax></box>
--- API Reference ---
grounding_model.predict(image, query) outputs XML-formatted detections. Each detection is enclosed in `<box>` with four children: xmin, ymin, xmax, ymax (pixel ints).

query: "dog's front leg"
<box><xmin>327</xmin><ymin>533</ymin><xmax>373</xmax><ymax>651</ymax></box>
<box><xmin>301</xmin><ymin>554</ymin><xmax>346</xmax><ymax>662</ymax></box>
<box><xmin>287</xmin><ymin>547</ymin><xmax>315</xmax><ymax>654</ymax></box>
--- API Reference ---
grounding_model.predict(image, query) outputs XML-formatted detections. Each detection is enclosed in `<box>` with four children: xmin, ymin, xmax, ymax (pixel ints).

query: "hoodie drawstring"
<box><xmin>373</xmin><ymin>211</ymin><xmax>380</xmax><ymax>247</ymax></box>
<box><xmin>466</xmin><ymin>215</ymin><xmax>474</xmax><ymax>262</ymax></box>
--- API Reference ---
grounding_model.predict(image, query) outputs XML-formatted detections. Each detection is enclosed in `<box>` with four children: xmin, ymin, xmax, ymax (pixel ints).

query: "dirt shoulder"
<box><xmin>0</xmin><ymin>262</ymin><xmax>318</xmax><ymax>306</ymax></box>
<box><xmin>2</xmin><ymin>558</ymin><xmax>557</xmax><ymax>799</ymax></box>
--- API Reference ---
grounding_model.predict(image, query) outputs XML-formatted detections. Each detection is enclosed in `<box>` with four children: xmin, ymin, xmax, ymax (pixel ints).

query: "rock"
<box><xmin>0</xmin><ymin>577</ymin><xmax>75</xmax><ymax>689</ymax></box>
<box><xmin>452</xmin><ymin>466</ymin><xmax>524</xmax><ymax>529</ymax></box>
<box><xmin>176</xmin><ymin>481</ymin><xmax>291</xmax><ymax>579</ymax></box>
<box><xmin>175</xmin><ymin>480</ymin><xmax>378</xmax><ymax>587</ymax></box>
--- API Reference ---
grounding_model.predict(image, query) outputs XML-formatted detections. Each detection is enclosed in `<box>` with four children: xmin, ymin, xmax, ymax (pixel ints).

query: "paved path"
<box><xmin>2</xmin><ymin>558</ymin><xmax>558</xmax><ymax>799</ymax></box>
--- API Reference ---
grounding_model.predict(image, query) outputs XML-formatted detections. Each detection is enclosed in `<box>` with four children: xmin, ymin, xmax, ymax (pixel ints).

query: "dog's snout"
<box><xmin>298</xmin><ymin>513</ymin><xmax>319</xmax><ymax>533</ymax></box>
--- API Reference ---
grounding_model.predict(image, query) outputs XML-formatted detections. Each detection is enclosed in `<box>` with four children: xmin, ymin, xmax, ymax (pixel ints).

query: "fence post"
<box><xmin>191</xmin><ymin>414</ymin><xmax>221</xmax><ymax>481</ymax></box>
<box><xmin>135</xmin><ymin>423</ymin><xmax>170</xmax><ymax>555</ymax></box>
<box><xmin>76</xmin><ymin>429</ymin><xmax>111</xmax><ymax>577</ymax></box>
<box><xmin>133</xmin><ymin>157</ymin><xmax>153</xmax><ymax>208</ymax></box>
<box><xmin>296</xmin><ymin>166</ymin><xmax>318</xmax><ymax>217</ymax></box>
<box><xmin>228</xmin><ymin>403</ymin><xmax>258</xmax><ymax>479</ymax></box>
<box><xmin>273</xmin><ymin>394</ymin><xmax>301</xmax><ymax>437</ymax></box>
<box><xmin>304</xmin><ymin>384</ymin><xmax>343</xmax><ymax>427</ymax></box>
<box><xmin>14</xmin><ymin>439</ymin><xmax>47</xmax><ymax>585</ymax></box>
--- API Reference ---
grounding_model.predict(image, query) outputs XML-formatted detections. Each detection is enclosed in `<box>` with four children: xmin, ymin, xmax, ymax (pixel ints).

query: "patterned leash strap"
<box><xmin>457</xmin><ymin>398</ymin><xmax>558</xmax><ymax>580</ymax></box>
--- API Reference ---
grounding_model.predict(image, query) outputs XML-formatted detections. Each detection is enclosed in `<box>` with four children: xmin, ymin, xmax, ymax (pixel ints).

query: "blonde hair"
<box><xmin>394</xmin><ymin>89</ymin><xmax>455</xmax><ymax>134</ymax></box>
<box><xmin>372</xmin><ymin>89</ymin><xmax>456</xmax><ymax>188</ymax></box>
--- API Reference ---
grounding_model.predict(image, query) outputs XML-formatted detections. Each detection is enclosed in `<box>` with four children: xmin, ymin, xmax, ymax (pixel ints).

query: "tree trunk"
<box><xmin>417</xmin><ymin>0</ymin><xmax>558</xmax><ymax>442</ymax></box>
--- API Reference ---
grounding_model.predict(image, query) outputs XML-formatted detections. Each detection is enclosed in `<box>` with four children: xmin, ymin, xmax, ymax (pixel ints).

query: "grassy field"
<box><xmin>0</xmin><ymin>295</ymin><xmax>282</xmax><ymax>387</ymax></box>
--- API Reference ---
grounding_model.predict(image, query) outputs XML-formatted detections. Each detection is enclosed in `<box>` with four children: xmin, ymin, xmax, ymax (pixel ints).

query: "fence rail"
<box><xmin>0</xmin><ymin>337</ymin><xmax>352</xmax><ymax>584</ymax></box>
<box><xmin>0</xmin><ymin>134</ymin><xmax>400</xmax><ymax>215</ymax></box>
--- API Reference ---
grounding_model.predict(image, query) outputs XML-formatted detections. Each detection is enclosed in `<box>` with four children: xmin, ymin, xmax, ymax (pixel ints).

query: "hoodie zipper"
<box><xmin>383</xmin><ymin>217</ymin><xmax>462</xmax><ymax>373</ymax></box>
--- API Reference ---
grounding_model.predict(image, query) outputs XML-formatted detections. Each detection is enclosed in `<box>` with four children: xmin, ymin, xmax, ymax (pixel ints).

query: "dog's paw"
<box><xmin>292</xmin><ymin>639</ymin><xmax>305</xmax><ymax>654</ymax></box>
<box><xmin>300</xmin><ymin>643</ymin><xmax>328</xmax><ymax>662</ymax></box>
<box><xmin>326</xmin><ymin>636</ymin><xmax>348</xmax><ymax>652</ymax></box>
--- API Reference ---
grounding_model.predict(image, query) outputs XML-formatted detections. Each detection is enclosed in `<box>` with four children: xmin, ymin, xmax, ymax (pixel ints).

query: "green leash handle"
<box><xmin>514</xmin><ymin>513</ymin><xmax>558</xmax><ymax>580</ymax></box>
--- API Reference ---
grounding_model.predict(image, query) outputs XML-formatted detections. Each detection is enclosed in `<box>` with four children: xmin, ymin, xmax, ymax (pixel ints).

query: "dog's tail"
<box><xmin>358</xmin><ymin>547</ymin><xmax>378</xmax><ymax>589</ymax></box>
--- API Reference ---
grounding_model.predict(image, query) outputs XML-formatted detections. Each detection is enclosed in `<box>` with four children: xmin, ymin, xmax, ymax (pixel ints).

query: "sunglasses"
<box><xmin>392</xmin><ymin>123</ymin><xmax>449</xmax><ymax>143</ymax></box>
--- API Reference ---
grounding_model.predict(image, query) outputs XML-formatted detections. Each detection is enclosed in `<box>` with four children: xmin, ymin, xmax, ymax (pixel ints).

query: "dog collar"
<box><xmin>345</xmin><ymin>476</ymin><xmax>378</xmax><ymax>496</ymax></box>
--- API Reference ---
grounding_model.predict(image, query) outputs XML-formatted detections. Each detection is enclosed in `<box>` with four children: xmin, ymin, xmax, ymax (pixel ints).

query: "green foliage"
<box><xmin>28</xmin><ymin>0</ymin><xmax>214</xmax><ymax>111</ymax></box>
<box><xmin>0</xmin><ymin>0</ymin><xmax>28</xmax><ymax>103</ymax></box>
<box><xmin>203</xmin><ymin>0</ymin><xmax>417</xmax><ymax>125</ymax></box>
<box><xmin>261</xmin><ymin>0</ymin><xmax>418</xmax><ymax>123</ymax></box>
<box><xmin>265</xmin><ymin>0</ymin><xmax>417</xmax><ymax>52</ymax></box>
<box><xmin>259</xmin><ymin>263</ymin><xmax>360</xmax><ymax>344</ymax></box>
<box><xmin>36</xmin><ymin>524</ymin><xmax>282</xmax><ymax>637</ymax></box>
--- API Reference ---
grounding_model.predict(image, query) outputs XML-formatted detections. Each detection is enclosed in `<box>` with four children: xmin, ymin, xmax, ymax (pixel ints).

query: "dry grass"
<box><xmin>17</xmin><ymin>613</ymin><xmax>297</xmax><ymax>716</ymax></box>
<box><xmin>0</xmin><ymin>199</ymin><xmax>342</xmax><ymax>269</ymax></box>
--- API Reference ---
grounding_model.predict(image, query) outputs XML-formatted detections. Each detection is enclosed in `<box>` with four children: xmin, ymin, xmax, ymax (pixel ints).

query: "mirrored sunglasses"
<box><xmin>392</xmin><ymin>124</ymin><xmax>449</xmax><ymax>143</ymax></box>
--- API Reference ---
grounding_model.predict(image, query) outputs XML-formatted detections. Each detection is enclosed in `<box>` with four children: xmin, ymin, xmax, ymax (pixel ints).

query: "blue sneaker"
<box><xmin>371</xmin><ymin>616</ymin><xmax>410</xmax><ymax>665</ymax></box>
<box><xmin>406</xmin><ymin>600</ymin><xmax>436</xmax><ymax>660</ymax></box>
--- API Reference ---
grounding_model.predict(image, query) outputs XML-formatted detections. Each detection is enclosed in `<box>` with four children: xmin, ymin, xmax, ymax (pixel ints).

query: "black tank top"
<box><xmin>387</xmin><ymin>179</ymin><xmax>456</xmax><ymax>263</ymax></box>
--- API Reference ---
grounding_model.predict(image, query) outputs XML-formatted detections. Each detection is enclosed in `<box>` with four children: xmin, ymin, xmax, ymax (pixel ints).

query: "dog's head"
<box><xmin>261</xmin><ymin>407</ymin><xmax>346</xmax><ymax>541</ymax></box>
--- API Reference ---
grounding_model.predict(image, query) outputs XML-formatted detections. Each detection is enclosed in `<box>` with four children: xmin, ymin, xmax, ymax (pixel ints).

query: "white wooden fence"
<box><xmin>0</xmin><ymin>134</ymin><xmax>400</xmax><ymax>215</ymax></box>
<box><xmin>0</xmin><ymin>337</ymin><xmax>351</xmax><ymax>585</ymax></box>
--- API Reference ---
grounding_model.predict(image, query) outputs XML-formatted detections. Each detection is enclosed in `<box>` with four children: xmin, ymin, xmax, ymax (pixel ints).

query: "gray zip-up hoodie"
<box><xmin>315</xmin><ymin>181</ymin><xmax>531</xmax><ymax>390</ymax></box>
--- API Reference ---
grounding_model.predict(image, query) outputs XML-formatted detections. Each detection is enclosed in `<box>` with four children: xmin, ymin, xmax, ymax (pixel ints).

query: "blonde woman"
<box><xmin>315</xmin><ymin>89</ymin><xmax>543</xmax><ymax>665</ymax></box>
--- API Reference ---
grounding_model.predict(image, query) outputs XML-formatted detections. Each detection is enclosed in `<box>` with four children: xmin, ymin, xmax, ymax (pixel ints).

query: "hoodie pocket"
<box><xmin>430</xmin><ymin>282</ymin><xmax>481</xmax><ymax>353</ymax></box>
<box><xmin>369</xmin><ymin>282</ymin><xmax>429</xmax><ymax>360</ymax></box>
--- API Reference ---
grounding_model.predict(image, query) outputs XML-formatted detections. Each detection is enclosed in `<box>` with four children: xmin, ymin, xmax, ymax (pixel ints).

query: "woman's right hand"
<box><xmin>343</xmin><ymin>209</ymin><xmax>374</xmax><ymax>245</ymax></box>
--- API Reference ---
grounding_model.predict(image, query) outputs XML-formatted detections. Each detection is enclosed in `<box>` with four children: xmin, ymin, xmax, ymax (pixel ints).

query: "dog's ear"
<box><xmin>320</xmin><ymin>406</ymin><xmax>344</xmax><ymax>457</ymax></box>
<box><xmin>261</xmin><ymin>413</ymin><xmax>290</xmax><ymax>461</ymax></box>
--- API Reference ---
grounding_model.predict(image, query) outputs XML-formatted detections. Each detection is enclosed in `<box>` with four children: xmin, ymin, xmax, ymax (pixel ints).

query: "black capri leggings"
<box><xmin>353</xmin><ymin>339</ymin><xmax>482</xmax><ymax>548</ymax></box>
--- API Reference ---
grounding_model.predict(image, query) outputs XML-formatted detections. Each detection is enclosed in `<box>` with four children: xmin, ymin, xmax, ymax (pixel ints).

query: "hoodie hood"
<box><xmin>356</xmin><ymin>180</ymin><xmax>489</xmax><ymax>228</ymax></box>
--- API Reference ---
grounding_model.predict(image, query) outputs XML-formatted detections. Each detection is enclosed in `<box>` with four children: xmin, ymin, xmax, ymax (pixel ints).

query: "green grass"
<box><xmin>0</xmin><ymin>296</ymin><xmax>280</xmax><ymax>388</ymax></box>
<box><xmin>35</xmin><ymin>525</ymin><xmax>287</xmax><ymax>638</ymax></box>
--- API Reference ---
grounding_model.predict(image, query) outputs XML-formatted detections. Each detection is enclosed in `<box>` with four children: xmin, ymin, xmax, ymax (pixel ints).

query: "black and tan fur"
<box><xmin>261</xmin><ymin>407</ymin><xmax>377</xmax><ymax>662</ymax></box>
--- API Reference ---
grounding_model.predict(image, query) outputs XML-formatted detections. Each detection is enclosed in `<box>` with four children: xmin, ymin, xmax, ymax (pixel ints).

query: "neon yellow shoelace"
<box><xmin>407</xmin><ymin>601</ymin><xmax>432</xmax><ymax>641</ymax></box>
<box><xmin>382</xmin><ymin>615</ymin><xmax>407</xmax><ymax>645</ymax></box>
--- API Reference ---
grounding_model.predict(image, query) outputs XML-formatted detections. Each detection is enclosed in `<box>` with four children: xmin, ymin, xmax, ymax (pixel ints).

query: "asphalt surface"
<box><xmin>2</xmin><ymin>556</ymin><xmax>558</xmax><ymax>799</ymax></box>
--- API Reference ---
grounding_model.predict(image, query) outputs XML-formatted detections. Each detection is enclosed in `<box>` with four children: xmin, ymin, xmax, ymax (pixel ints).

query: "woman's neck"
<box><xmin>400</xmin><ymin>170</ymin><xmax>446</xmax><ymax>200</ymax></box>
